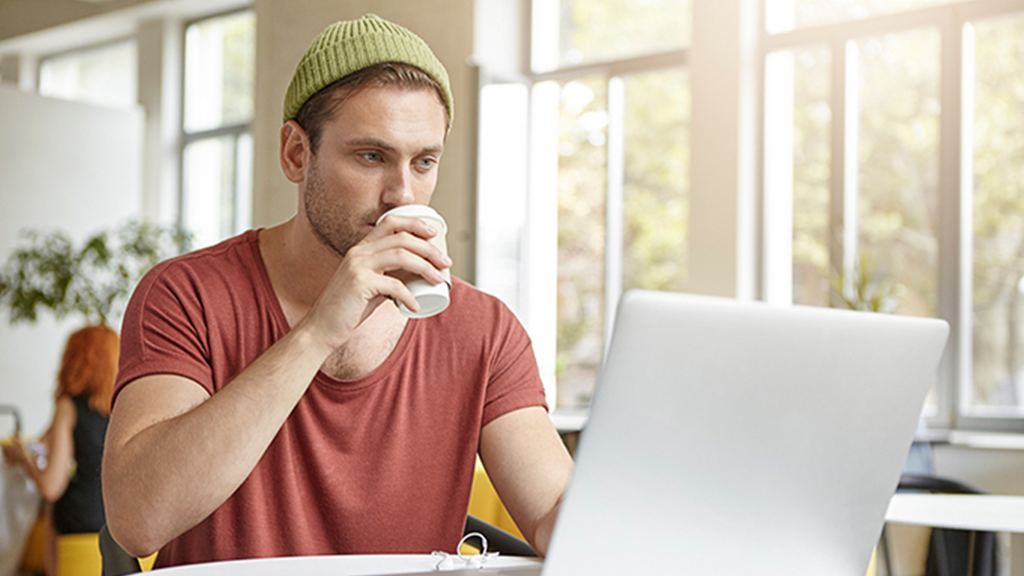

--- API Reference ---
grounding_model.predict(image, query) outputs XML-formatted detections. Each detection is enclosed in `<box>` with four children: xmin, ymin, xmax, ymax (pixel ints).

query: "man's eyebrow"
<box><xmin>344</xmin><ymin>138</ymin><xmax>443</xmax><ymax>155</ymax></box>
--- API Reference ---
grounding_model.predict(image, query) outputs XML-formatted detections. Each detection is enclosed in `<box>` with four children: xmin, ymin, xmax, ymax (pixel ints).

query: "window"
<box><xmin>477</xmin><ymin>1</ymin><xmax>691</xmax><ymax>408</ymax></box>
<box><xmin>763</xmin><ymin>0</ymin><xmax>1024</xmax><ymax>427</ymax></box>
<box><xmin>180</xmin><ymin>10</ymin><xmax>255</xmax><ymax>249</ymax></box>
<box><xmin>534</xmin><ymin>0</ymin><xmax>692</xmax><ymax>71</ymax></box>
<box><xmin>855</xmin><ymin>29</ymin><xmax>941</xmax><ymax>319</ymax></box>
<box><xmin>967</xmin><ymin>13</ymin><xmax>1024</xmax><ymax>416</ymax></box>
<box><xmin>38</xmin><ymin>39</ymin><xmax>137</xmax><ymax>108</ymax></box>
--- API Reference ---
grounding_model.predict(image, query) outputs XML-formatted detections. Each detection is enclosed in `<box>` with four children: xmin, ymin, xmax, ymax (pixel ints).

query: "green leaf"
<box><xmin>0</xmin><ymin>220</ymin><xmax>193</xmax><ymax>326</ymax></box>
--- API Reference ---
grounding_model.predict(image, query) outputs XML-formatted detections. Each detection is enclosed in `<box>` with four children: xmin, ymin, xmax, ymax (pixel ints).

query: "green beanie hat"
<box><xmin>282</xmin><ymin>14</ymin><xmax>453</xmax><ymax>128</ymax></box>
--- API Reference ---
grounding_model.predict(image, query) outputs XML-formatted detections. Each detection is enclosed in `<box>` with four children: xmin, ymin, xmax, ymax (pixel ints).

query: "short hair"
<box><xmin>294</xmin><ymin>62</ymin><xmax>449</xmax><ymax>154</ymax></box>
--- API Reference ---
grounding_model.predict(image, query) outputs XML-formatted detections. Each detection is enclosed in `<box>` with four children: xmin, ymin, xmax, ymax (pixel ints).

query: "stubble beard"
<box><xmin>304</xmin><ymin>161</ymin><xmax>376</xmax><ymax>258</ymax></box>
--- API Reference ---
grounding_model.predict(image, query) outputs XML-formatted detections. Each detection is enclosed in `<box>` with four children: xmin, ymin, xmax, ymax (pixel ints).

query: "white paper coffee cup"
<box><xmin>375</xmin><ymin>205</ymin><xmax>451</xmax><ymax>319</ymax></box>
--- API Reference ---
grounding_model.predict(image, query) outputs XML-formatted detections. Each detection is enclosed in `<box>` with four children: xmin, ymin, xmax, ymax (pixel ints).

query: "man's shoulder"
<box><xmin>440</xmin><ymin>277</ymin><xmax>526</xmax><ymax>342</ymax></box>
<box><xmin>159</xmin><ymin>230</ymin><xmax>260</xmax><ymax>273</ymax></box>
<box><xmin>129</xmin><ymin>230</ymin><xmax>263</xmax><ymax>311</ymax></box>
<box><xmin>140</xmin><ymin>230</ymin><xmax>261</xmax><ymax>285</ymax></box>
<box><xmin>449</xmin><ymin>277</ymin><xmax>511</xmax><ymax>316</ymax></box>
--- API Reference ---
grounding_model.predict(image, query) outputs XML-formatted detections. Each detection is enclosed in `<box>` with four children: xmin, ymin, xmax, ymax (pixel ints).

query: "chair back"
<box><xmin>98</xmin><ymin>525</ymin><xmax>141</xmax><ymax>576</ymax></box>
<box><xmin>464</xmin><ymin>515</ymin><xmax>536</xmax><ymax>557</ymax></box>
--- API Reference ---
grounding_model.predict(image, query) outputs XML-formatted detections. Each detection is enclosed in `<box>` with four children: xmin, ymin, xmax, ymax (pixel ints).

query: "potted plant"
<box><xmin>832</xmin><ymin>254</ymin><xmax>899</xmax><ymax>313</ymax></box>
<box><xmin>0</xmin><ymin>221</ymin><xmax>191</xmax><ymax>327</ymax></box>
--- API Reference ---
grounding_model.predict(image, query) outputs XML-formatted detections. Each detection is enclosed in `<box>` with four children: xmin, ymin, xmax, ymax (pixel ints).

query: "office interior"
<box><xmin>0</xmin><ymin>0</ymin><xmax>1022</xmax><ymax>574</ymax></box>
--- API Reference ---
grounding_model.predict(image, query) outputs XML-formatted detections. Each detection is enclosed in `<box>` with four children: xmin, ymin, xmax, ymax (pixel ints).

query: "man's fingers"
<box><xmin>372</xmin><ymin>249</ymin><xmax>448</xmax><ymax>285</ymax></box>
<box><xmin>358</xmin><ymin>232</ymin><xmax>451</xmax><ymax>272</ymax></box>
<box><xmin>372</xmin><ymin>214</ymin><xmax>438</xmax><ymax>240</ymax></box>
<box><xmin>373</xmin><ymin>275</ymin><xmax>419</xmax><ymax>313</ymax></box>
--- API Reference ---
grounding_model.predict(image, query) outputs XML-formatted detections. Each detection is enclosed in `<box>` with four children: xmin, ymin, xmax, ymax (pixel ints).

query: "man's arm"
<box><xmin>102</xmin><ymin>326</ymin><xmax>331</xmax><ymax>557</ymax></box>
<box><xmin>103</xmin><ymin>216</ymin><xmax>450</xmax><ymax>557</ymax></box>
<box><xmin>478</xmin><ymin>407</ymin><xmax>573</xmax><ymax>556</ymax></box>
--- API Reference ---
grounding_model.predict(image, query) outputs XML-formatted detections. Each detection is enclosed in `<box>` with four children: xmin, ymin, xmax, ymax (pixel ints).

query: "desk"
<box><xmin>886</xmin><ymin>493</ymin><xmax>1024</xmax><ymax>533</ymax></box>
<box><xmin>148</xmin><ymin>554</ymin><xmax>541</xmax><ymax>575</ymax></box>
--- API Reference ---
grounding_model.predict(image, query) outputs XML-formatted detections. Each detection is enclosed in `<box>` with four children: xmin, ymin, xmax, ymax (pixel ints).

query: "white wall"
<box><xmin>0</xmin><ymin>86</ymin><xmax>143</xmax><ymax>437</ymax></box>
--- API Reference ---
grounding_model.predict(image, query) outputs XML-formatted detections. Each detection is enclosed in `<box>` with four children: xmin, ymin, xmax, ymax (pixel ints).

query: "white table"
<box><xmin>886</xmin><ymin>493</ymin><xmax>1024</xmax><ymax>533</ymax></box>
<box><xmin>148</xmin><ymin>554</ymin><xmax>542</xmax><ymax>575</ymax></box>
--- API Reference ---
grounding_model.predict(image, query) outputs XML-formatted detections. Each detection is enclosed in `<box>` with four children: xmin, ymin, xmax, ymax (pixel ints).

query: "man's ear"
<box><xmin>280</xmin><ymin>120</ymin><xmax>312</xmax><ymax>184</ymax></box>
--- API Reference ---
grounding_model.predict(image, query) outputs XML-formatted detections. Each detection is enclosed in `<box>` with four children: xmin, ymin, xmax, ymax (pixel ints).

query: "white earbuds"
<box><xmin>432</xmin><ymin>532</ymin><xmax>500</xmax><ymax>571</ymax></box>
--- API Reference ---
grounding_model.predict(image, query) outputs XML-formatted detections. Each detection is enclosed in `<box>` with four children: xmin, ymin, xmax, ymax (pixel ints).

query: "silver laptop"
<box><xmin>391</xmin><ymin>290</ymin><xmax>949</xmax><ymax>576</ymax></box>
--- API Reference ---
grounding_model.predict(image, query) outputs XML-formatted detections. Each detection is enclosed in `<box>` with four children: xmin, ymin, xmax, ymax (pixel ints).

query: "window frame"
<box><xmin>758</xmin><ymin>0</ymin><xmax>1024</xmax><ymax>431</ymax></box>
<box><xmin>177</xmin><ymin>6</ymin><xmax>254</xmax><ymax>242</ymax></box>
<box><xmin>475</xmin><ymin>1</ymin><xmax>691</xmax><ymax>408</ymax></box>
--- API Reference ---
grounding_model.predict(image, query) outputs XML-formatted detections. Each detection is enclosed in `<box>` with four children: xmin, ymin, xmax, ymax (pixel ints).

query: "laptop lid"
<box><xmin>542</xmin><ymin>291</ymin><xmax>949</xmax><ymax>576</ymax></box>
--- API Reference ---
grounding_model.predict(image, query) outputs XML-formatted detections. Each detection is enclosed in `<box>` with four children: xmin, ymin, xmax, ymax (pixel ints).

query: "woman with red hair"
<box><xmin>3</xmin><ymin>324</ymin><xmax>118</xmax><ymax>574</ymax></box>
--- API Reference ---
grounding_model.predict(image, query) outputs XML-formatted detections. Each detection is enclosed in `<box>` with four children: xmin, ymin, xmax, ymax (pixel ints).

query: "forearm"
<box><xmin>17</xmin><ymin>447</ymin><xmax>50</xmax><ymax>499</ymax></box>
<box><xmin>27</xmin><ymin>449</ymin><xmax>67</xmax><ymax>502</ymax></box>
<box><xmin>103</xmin><ymin>322</ymin><xmax>331</xmax><ymax>556</ymax></box>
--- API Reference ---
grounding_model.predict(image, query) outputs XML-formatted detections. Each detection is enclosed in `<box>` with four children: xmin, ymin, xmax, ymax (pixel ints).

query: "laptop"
<box><xmin>389</xmin><ymin>290</ymin><xmax>949</xmax><ymax>576</ymax></box>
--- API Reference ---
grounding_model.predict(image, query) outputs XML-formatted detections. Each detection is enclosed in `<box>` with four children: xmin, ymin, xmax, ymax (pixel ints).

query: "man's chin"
<box><xmin>310</xmin><ymin>228</ymin><xmax>353</xmax><ymax>259</ymax></box>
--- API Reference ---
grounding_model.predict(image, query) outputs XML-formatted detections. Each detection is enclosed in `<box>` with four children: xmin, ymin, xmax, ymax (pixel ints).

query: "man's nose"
<box><xmin>381</xmin><ymin>164</ymin><xmax>415</xmax><ymax>207</ymax></box>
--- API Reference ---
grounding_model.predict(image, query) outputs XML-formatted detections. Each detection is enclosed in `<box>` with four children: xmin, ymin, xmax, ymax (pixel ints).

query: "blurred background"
<box><xmin>0</xmin><ymin>0</ymin><xmax>1022</xmax><ymax>572</ymax></box>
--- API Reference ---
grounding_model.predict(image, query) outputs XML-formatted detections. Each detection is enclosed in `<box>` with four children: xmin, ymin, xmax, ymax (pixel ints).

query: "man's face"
<box><xmin>301</xmin><ymin>85</ymin><xmax>447</xmax><ymax>257</ymax></box>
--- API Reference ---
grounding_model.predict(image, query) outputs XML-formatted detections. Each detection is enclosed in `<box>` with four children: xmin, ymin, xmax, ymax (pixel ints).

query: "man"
<box><xmin>102</xmin><ymin>14</ymin><xmax>573</xmax><ymax>569</ymax></box>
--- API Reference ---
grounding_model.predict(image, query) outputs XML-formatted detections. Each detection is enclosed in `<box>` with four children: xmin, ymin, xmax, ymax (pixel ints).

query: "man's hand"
<box><xmin>299</xmin><ymin>214</ymin><xmax>452</xmax><ymax>350</ymax></box>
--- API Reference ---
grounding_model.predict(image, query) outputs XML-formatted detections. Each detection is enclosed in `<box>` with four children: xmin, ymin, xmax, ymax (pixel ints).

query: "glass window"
<box><xmin>182</xmin><ymin>134</ymin><xmax>253</xmax><ymax>249</ymax></box>
<box><xmin>544</xmin><ymin>69</ymin><xmax>690</xmax><ymax>409</ymax></box>
<box><xmin>557</xmin><ymin>76</ymin><xmax>608</xmax><ymax>408</ymax></box>
<box><xmin>477</xmin><ymin>84</ymin><xmax>530</xmax><ymax>312</ymax></box>
<box><xmin>184</xmin><ymin>10</ymin><xmax>255</xmax><ymax>132</ymax></box>
<box><xmin>968</xmin><ymin>14</ymin><xmax>1024</xmax><ymax>414</ymax></box>
<box><xmin>855</xmin><ymin>29</ymin><xmax>940</xmax><ymax>317</ymax></box>
<box><xmin>767</xmin><ymin>0</ymin><xmax>961</xmax><ymax>34</ymax></box>
<box><xmin>764</xmin><ymin>47</ymin><xmax>832</xmax><ymax>307</ymax></box>
<box><xmin>39</xmin><ymin>40</ymin><xmax>137</xmax><ymax>108</ymax></box>
<box><xmin>762</xmin><ymin>1</ymin><xmax>1024</xmax><ymax>426</ymax></box>
<box><xmin>534</xmin><ymin>0</ymin><xmax>691</xmax><ymax>72</ymax></box>
<box><xmin>181</xmin><ymin>10</ymin><xmax>255</xmax><ymax>248</ymax></box>
<box><xmin>622</xmin><ymin>68</ymin><xmax>690</xmax><ymax>294</ymax></box>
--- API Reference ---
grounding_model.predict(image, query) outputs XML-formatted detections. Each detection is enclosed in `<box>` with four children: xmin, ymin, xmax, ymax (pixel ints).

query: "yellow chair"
<box><xmin>20</xmin><ymin>516</ymin><xmax>47</xmax><ymax>574</ymax></box>
<box><xmin>56</xmin><ymin>531</ymin><xmax>157</xmax><ymax>576</ymax></box>
<box><xmin>866</xmin><ymin>548</ymin><xmax>878</xmax><ymax>576</ymax></box>
<box><xmin>56</xmin><ymin>533</ymin><xmax>100</xmax><ymax>576</ymax></box>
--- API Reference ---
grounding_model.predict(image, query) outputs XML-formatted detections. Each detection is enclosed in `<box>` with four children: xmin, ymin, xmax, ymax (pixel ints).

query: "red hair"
<box><xmin>55</xmin><ymin>325</ymin><xmax>119</xmax><ymax>416</ymax></box>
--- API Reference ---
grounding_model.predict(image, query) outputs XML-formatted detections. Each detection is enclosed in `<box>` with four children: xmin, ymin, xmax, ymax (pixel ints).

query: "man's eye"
<box><xmin>417</xmin><ymin>157</ymin><xmax>438</xmax><ymax>170</ymax></box>
<box><xmin>360</xmin><ymin>152</ymin><xmax>383</xmax><ymax>163</ymax></box>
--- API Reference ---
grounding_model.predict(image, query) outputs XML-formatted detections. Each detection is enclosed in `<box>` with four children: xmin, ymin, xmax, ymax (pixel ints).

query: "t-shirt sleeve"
<box><xmin>481</xmin><ymin>302</ymin><xmax>549</xmax><ymax>426</ymax></box>
<box><xmin>113</xmin><ymin>262</ymin><xmax>214</xmax><ymax>407</ymax></box>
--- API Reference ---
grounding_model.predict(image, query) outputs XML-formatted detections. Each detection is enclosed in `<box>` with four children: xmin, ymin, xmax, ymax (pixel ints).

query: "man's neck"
<box><xmin>258</xmin><ymin>217</ymin><xmax>409</xmax><ymax>379</ymax></box>
<box><xmin>260</xmin><ymin>217</ymin><xmax>337</xmax><ymax>312</ymax></box>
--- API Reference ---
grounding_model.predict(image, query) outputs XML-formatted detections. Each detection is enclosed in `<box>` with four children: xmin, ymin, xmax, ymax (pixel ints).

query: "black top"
<box><xmin>52</xmin><ymin>393</ymin><xmax>108</xmax><ymax>534</ymax></box>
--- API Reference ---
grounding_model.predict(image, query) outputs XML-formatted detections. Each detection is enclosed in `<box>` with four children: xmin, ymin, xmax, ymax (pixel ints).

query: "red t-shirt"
<box><xmin>114</xmin><ymin>230</ymin><xmax>547</xmax><ymax>568</ymax></box>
